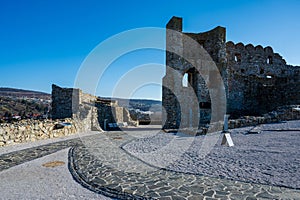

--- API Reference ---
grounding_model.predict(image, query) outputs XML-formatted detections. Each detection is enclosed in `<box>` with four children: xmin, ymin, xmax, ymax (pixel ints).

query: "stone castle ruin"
<box><xmin>2</xmin><ymin>17</ymin><xmax>299</xmax><ymax>147</ymax></box>
<box><xmin>0</xmin><ymin>85</ymin><xmax>138</xmax><ymax>147</ymax></box>
<box><xmin>163</xmin><ymin>16</ymin><xmax>300</xmax><ymax>130</ymax></box>
<box><xmin>51</xmin><ymin>84</ymin><xmax>137</xmax><ymax>130</ymax></box>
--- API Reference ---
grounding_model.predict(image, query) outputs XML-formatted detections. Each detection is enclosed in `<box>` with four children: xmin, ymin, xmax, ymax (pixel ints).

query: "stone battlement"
<box><xmin>163</xmin><ymin>16</ymin><xmax>300</xmax><ymax>130</ymax></box>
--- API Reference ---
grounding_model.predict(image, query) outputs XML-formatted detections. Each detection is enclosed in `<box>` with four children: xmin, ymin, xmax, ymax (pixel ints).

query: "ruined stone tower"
<box><xmin>162</xmin><ymin>16</ymin><xmax>227</xmax><ymax>130</ymax></box>
<box><xmin>162</xmin><ymin>16</ymin><xmax>300</xmax><ymax>130</ymax></box>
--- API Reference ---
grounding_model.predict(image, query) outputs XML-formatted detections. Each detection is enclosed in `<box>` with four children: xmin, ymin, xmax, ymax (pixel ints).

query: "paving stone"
<box><xmin>204</xmin><ymin>197</ymin><xmax>219</xmax><ymax>200</ymax></box>
<box><xmin>145</xmin><ymin>191</ymin><xmax>160</xmax><ymax>198</ymax></box>
<box><xmin>68</xmin><ymin>129</ymin><xmax>300</xmax><ymax>199</ymax></box>
<box><xmin>178</xmin><ymin>186</ymin><xmax>190</xmax><ymax>193</ymax></box>
<box><xmin>245</xmin><ymin>197</ymin><xmax>257</xmax><ymax>200</ymax></box>
<box><xmin>0</xmin><ymin>137</ymin><xmax>81</xmax><ymax>172</ymax></box>
<box><xmin>187</xmin><ymin>195</ymin><xmax>204</xmax><ymax>200</ymax></box>
<box><xmin>123</xmin><ymin>121</ymin><xmax>300</xmax><ymax>189</ymax></box>
<box><xmin>1</xmin><ymin>127</ymin><xmax>300</xmax><ymax>200</ymax></box>
<box><xmin>159</xmin><ymin>197</ymin><xmax>172</xmax><ymax>200</ymax></box>
<box><xmin>229</xmin><ymin>193</ymin><xmax>250</xmax><ymax>200</ymax></box>
<box><xmin>189</xmin><ymin>186</ymin><xmax>205</xmax><ymax>194</ymax></box>
<box><xmin>203</xmin><ymin>190</ymin><xmax>215</xmax><ymax>197</ymax></box>
<box><xmin>215</xmin><ymin>190</ymin><xmax>230</xmax><ymax>196</ymax></box>
<box><xmin>214</xmin><ymin>195</ymin><xmax>229</xmax><ymax>200</ymax></box>
<box><xmin>93</xmin><ymin>177</ymin><xmax>107</xmax><ymax>185</ymax></box>
<box><xmin>255</xmin><ymin>191</ymin><xmax>276</xmax><ymax>199</ymax></box>
<box><xmin>159</xmin><ymin>191</ymin><xmax>178</xmax><ymax>197</ymax></box>
<box><xmin>171</xmin><ymin>195</ymin><xmax>187</xmax><ymax>200</ymax></box>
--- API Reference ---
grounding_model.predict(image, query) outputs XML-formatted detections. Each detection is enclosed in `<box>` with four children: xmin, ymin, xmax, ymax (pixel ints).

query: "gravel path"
<box><xmin>123</xmin><ymin>121</ymin><xmax>300</xmax><ymax>189</ymax></box>
<box><xmin>0</xmin><ymin>148</ymin><xmax>111</xmax><ymax>199</ymax></box>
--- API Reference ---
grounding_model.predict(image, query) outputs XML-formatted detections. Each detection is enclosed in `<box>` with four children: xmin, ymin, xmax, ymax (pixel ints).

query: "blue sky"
<box><xmin>0</xmin><ymin>0</ymin><xmax>299</xmax><ymax>100</ymax></box>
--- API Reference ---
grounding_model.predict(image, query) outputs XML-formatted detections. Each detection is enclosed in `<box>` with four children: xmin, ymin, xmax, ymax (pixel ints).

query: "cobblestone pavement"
<box><xmin>0</xmin><ymin>138</ymin><xmax>81</xmax><ymax>172</ymax></box>
<box><xmin>123</xmin><ymin>121</ymin><xmax>300</xmax><ymax>189</ymax></box>
<box><xmin>0</xmin><ymin>148</ymin><xmax>111</xmax><ymax>199</ymax></box>
<box><xmin>69</xmin><ymin>123</ymin><xmax>300</xmax><ymax>200</ymax></box>
<box><xmin>1</xmin><ymin>123</ymin><xmax>300</xmax><ymax>199</ymax></box>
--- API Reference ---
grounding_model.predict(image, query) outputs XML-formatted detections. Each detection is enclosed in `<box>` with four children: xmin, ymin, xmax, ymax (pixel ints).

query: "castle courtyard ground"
<box><xmin>0</xmin><ymin>122</ymin><xmax>299</xmax><ymax>199</ymax></box>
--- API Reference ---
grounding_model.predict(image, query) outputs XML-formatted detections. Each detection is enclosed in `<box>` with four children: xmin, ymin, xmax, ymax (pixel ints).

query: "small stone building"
<box><xmin>51</xmin><ymin>84</ymin><xmax>136</xmax><ymax>130</ymax></box>
<box><xmin>163</xmin><ymin>16</ymin><xmax>300</xmax><ymax>130</ymax></box>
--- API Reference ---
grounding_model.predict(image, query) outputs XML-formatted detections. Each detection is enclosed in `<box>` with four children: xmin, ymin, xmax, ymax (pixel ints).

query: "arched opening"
<box><xmin>182</xmin><ymin>73</ymin><xmax>189</xmax><ymax>87</ymax></box>
<box><xmin>234</xmin><ymin>53</ymin><xmax>241</xmax><ymax>62</ymax></box>
<box><xmin>182</xmin><ymin>69</ymin><xmax>196</xmax><ymax>88</ymax></box>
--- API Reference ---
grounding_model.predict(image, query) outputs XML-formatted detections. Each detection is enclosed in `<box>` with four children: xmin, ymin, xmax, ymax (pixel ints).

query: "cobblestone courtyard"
<box><xmin>0</xmin><ymin>121</ymin><xmax>300</xmax><ymax>199</ymax></box>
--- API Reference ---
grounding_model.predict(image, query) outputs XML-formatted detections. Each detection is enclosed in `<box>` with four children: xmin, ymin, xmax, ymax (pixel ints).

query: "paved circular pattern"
<box><xmin>1</xmin><ymin>123</ymin><xmax>299</xmax><ymax>199</ymax></box>
<box><xmin>69</xmin><ymin>123</ymin><xmax>300</xmax><ymax>200</ymax></box>
<box><xmin>122</xmin><ymin>122</ymin><xmax>300</xmax><ymax>189</ymax></box>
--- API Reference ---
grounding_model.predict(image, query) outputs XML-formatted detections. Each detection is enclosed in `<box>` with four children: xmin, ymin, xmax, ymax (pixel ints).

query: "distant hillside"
<box><xmin>99</xmin><ymin>97</ymin><xmax>162</xmax><ymax>124</ymax></box>
<box><xmin>0</xmin><ymin>87</ymin><xmax>162</xmax><ymax>123</ymax></box>
<box><xmin>0</xmin><ymin>87</ymin><xmax>51</xmax><ymax>100</ymax></box>
<box><xmin>0</xmin><ymin>96</ymin><xmax>49</xmax><ymax>122</ymax></box>
<box><xmin>0</xmin><ymin>88</ymin><xmax>50</xmax><ymax>122</ymax></box>
<box><xmin>100</xmin><ymin>97</ymin><xmax>162</xmax><ymax>112</ymax></box>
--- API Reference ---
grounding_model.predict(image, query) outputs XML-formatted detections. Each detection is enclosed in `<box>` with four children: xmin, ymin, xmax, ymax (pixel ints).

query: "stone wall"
<box><xmin>96</xmin><ymin>98</ymin><xmax>137</xmax><ymax>130</ymax></box>
<box><xmin>51</xmin><ymin>84</ymin><xmax>80</xmax><ymax>119</ymax></box>
<box><xmin>0</xmin><ymin>84</ymin><xmax>139</xmax><ymax>147</ymax></box>
<box><xmin>163</xmin><ymin>16</ymin><xmax>300</xmax><ymax>131</ymax></box>
<box><xmin>0</xmin><ymin>118</ymin><xmax>85</xmax><ymax>147</ymax></box>
<box><xmin>228</xmin><ymin>105</ymin><xmax>300</xmax><ymax>129</ymax></box>
<box><xmin>163</xmin><ymin>16</ymin><xmax>227</xmax><ymax>130</ymax></box>
<box><xmin>51</xmin><ymin>84</ymin><xmax>137</xmax><ymax>131</ymax></box>
<box><xmin>226</xmin><ymin>42</ymin><xmax>300</xmax><ymax>117</ymax></box>
<box><xmin>51</xmin><ymin>84</ymin><xmax>101</xmax><ymax>131</ymax></box>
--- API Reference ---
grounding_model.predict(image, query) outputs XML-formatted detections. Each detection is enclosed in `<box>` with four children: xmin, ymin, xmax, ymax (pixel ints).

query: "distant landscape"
<box><xmin>0</xmin><ymin>88</ymin><xmax>51</xmax><ymax>122</ymax></box>
<box><xmin>0</xmin><ymin>87</ymin><xmax>51</xmax><ymax>100</ymax></box>
<box><xmin>0</xmin><ymin>87</ymin><xmax>162</xmax><ymax>123</ymax></box>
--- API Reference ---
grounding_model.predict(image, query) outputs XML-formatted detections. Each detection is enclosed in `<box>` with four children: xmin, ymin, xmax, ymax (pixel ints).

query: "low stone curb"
<box><xmin>68</xmin><ymin>146</ymin><xmax>149</xmax><ymax>200</ymax></box>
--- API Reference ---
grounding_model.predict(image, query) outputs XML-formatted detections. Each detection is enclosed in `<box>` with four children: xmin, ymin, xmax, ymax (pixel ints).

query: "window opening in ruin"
<box><xmin>241</xmin><ymin>69</ymin><xmax>245</xmax><ymax>73</ymax></box>
<box><xmin>266</xmin><ymin>75</ymin><xmax>272</xmax><ymax>79</ymax></box>
<box><xmin>267</xmin><ymin>56</ymin><xmax>273</xmax><ymax>64</ymax></box>
<box><xmin>182</xmin><ymin>73</ymin><xmax>189</xmax><ymax>87</ymax></box>
<box><xmin>234</xmin><ymin>54</ymin><xmax>241</xmax><ymax>62</ymax></box>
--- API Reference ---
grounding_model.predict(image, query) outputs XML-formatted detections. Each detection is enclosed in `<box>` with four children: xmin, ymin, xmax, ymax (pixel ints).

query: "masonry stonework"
<box><xmin>51</xmin><ymin>84</ymin><xmax>137</xmax><ymax>131</ymax></box>
<box><xmin>163</xmin><ymin>16</ymin><xmax>300</xmax><ymax>130</ymax></box>
<box><xmin>0</xmin><ymin>118</ymin><xmax>84</xmax><ymax>147</ymax></box>
<box><xmin>96</xmin><ymin>98</ymin><xmax>137</xmax><ymax>129</ymax></box>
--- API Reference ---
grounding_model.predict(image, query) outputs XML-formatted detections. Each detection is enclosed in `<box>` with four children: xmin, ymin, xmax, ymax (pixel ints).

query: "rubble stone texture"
<box><xmin>0</xmin><ymin>85</ymin><xmax>137</xmax><ymax>147</ymax></box>
<box><xmin>0</xmin><ymin>118</ymin><xmax>82</xmax><ymax>147</ymax></box>
<box><xmin>51</xmin><ymin>84</ymin><xmax>137</xmax><ymax>131</ymax></box>
<box><xmin>163</xmin><ymin>16</ymin><xmax>300</xmax><ymax>130</ymax></box>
